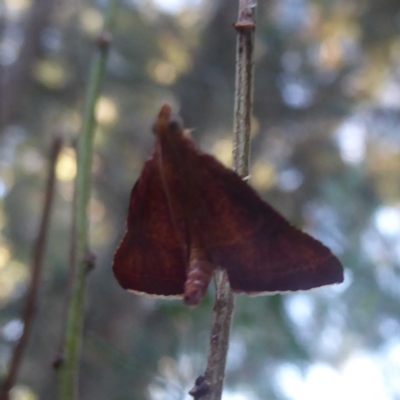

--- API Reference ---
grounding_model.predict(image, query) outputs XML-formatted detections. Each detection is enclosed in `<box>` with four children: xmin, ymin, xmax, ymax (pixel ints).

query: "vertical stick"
<box><xmin>0</xmin><ymin>136</ymin><xmax>63</xmax><ymax>400</ymax></box>
<box><xmin>233</xmin><ymin>0</ymin><xmax>256</xmax><ymax>178</ymax></box>
<box><xmin>57</xmin><ymin>1</ymin><xmax>119</xmax><ymax>399</ymax></box>
<box><xmin>190</xmin><ymin>1</ymin><xmax>257</xmax><ymax>399</ymax></box>
<box><xmin>201</xmin><ymin>271</ymin><xmax>235</xmax><ymax>400</ymax></box>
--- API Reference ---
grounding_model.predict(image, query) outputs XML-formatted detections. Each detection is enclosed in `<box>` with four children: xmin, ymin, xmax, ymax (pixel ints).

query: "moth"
<box><xmin>113</xmin><ymin>105</ymin><xmax>343</xmax><ymax>305</ymax></box>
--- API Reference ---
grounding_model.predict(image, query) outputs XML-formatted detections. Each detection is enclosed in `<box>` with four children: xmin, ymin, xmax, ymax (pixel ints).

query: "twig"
<box><xmin>233</xmin><ymin>0</ymin><xmax>256</xmax><ymax>177</ymax></box>
<box><xmin>57</xmin><ymin>1</ymin><xmax>119</xmax><ymax>399</ymax></box>
<box><xmin>0</xmin><ymin>136</ymin><xmax>63</xmax><ymax>400</ymax></box>
<box><xmin>190</xmin><ymin>1</ymin><xmax>257</xmax><ymax>399</ymax></box>
<box><xmin>199</xmin><ymin>271</ymin><xmax>235</xmax><ymax>400</ymax></box>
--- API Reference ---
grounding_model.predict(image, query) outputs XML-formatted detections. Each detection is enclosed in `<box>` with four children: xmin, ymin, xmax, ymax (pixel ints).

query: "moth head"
<box><xmin>152</xmin><ymin>104</ymin><xmax>183</xmax><ymax>137</ymax></box>
<box><xmin>167</xmin><ymin>114</ymin><xmax>183</xmax><ymax>134</ymax></box>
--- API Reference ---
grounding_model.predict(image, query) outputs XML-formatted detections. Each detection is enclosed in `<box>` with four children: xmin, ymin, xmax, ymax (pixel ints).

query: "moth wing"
<box><xmin>113</xmin><ymin>156</ymin><xmax>187</xmax><ymax>297</ymax></box>
<box><xmin>196</xmin><ymin>153</ymin><xmax>343</xmax><ymax>294</ymax></box>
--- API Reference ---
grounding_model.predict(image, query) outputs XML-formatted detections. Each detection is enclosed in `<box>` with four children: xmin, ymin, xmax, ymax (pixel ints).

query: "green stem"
<box><xmin>58</xmin><ymin>1</ymin><xmax>119</xmax><ymax>399</ymax></box>
<box><xmin>199</xmin><ymin>1</ymin><xmax>257</xmax><ymax>399</ymax></box>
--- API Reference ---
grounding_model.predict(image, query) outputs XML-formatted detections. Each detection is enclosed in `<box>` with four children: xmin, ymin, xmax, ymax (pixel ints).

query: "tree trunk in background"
<box><xmin>0</xmin><ymin>0</ymin><xmax>56</xmax><ymax>133</ymax></box>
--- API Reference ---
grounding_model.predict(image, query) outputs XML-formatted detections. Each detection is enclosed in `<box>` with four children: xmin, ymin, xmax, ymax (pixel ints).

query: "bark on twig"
<box><xmin>0</xmin><ymin>136</ymin><xmax>63</xmax><ymax>400</ymax></box>
<box><xmin>190</xmin><ymin>1</ymin><xmax>257</xmax><ymax>399</ymax></box>
<box><xmin>233</xmin><ymin>0</ymin><xmax>256</xmax><ymax>178</ymax></box>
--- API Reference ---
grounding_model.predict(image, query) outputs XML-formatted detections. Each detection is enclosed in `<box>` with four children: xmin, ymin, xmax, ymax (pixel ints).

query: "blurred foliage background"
<box><xmin>1</xmin><ymin>0</ymin><xmax>400</xmax><ymax>399</ymax></box>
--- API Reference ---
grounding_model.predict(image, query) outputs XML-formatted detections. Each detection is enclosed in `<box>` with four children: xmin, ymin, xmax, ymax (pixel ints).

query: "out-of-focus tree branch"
<box><xmin>57</xmin><ymin>1</ymin><xmax>120</xmax><ymax>398</ymax></box>
<box><xmin>0</xmin><ymin>135</ymin><xmax>62</xmax><ymax>400</ymax></box>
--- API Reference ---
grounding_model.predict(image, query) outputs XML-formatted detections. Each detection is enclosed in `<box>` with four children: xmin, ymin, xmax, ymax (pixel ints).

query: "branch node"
<box><xmin>84</xmin><ymin>251</ymin><xmax>96</xmax><ymax>274</ymax></box>
<box><xmin>189</xmin><ymin>375</ymin><xmax>210</xmax><ymax>399</ymax></box>
<box><xmin>52</xmin><ymin>354</ymin><xmax>65</xmax><ymax>370</ymax></box>
<box><xmin>234</xmin><ymin>21</ymin><xmax>255</xmax><ymax>31</ymax></box>
<box><xmin>96</xmin><ymin>32</ymin><xmax>112</xmax><ymax>50</ymax></box>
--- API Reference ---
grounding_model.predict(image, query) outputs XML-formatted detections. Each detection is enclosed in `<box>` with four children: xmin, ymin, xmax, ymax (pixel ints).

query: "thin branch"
<box><xmin>57</xmin><ymin>1</ymin><xmax>119</xmax><ymax>399</ymax></box>
<box><xmin>201</xmin><ymin>271</ymin><xmax>235</xmax><ymax>400</ymax></box>
<box><xmin>0</xmin><ymin>136</ymin><xmax>63</xmax><ymax>400</ymax></box>
<box><xmin>190</xmin><ymin>1</ymin><xmax>257</xmax><ymax>400</ymax></box>
<box><xmin>233</xmin><ymin>0</ymin><xmax>256</xmax><ymax>178</ymax></box>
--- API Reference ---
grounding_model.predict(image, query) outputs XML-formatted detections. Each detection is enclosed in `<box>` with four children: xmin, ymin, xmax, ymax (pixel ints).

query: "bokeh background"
<box><xmin>1</xmin><ymin>0</ymin><xmax>400</xmax><ymax>399</ymax></box>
